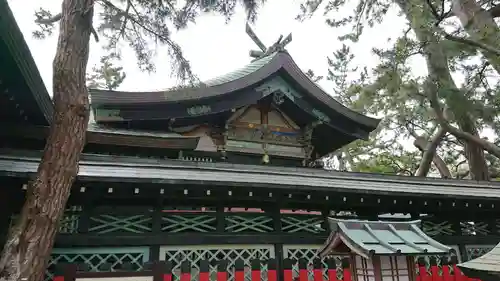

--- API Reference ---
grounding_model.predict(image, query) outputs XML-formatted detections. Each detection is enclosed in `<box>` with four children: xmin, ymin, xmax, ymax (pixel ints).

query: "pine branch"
<box><xmin>414</xmin><ymin>127</ymin><xmax>450</xmax><ymax>178</ymax></box>
<box><xmin>34</xmin><ymin>12</ymin><xmax>99</xmax><ymax>41</ymax></box>
<box><xmin>96</xmin><ymin>0</ymin><xmax>195</xmax><ymax>81</ymax></box>
<box><xmin>442</xmin><ymin>32</ymin><xmax>500</xmax><ymax>56</ymax></box>
<box><xmin>35</xmin><ymin>13</ymin><xmax>62</xmax><ymax>24</ymax></box>
<box><xmin>429</xmin><ymin>88</ymin><xmax>500</xmax><ymax>159</ymax></box>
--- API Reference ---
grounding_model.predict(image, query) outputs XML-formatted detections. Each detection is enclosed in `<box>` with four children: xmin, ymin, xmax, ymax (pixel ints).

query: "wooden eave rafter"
<box><xmin>2</xmin><ymin>149</ymin><xmax>500</xmax><ymax>202</ymax></box>
<box><xmin>0</xmin><ymin>124</ymin><xmax>201</xmax><ymax>150</ymax></box>
<box><xmin>0</xmin><ymin>0</ymin><xmax>53</xmax><ymax>125</ymax></box>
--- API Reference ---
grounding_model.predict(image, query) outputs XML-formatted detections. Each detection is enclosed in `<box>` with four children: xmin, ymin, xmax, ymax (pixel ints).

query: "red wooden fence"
<box><xmin>54</xmin><ymin>256</ymin><xmax>480</xmax><ymax>281</ymax></box>
<box><xmin>416</xmin><ymin>256</ymin><xmax>481</xmax><ymax>281</ymax></box>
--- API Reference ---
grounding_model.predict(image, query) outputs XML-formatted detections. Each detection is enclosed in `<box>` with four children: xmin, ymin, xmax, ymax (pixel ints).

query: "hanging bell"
<box><xmin>262</xmin><ymin>153</ymin><xmax>270</xmax><ymax>164</ymax></box>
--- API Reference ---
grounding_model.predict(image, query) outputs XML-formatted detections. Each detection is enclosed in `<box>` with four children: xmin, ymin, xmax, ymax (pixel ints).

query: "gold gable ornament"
<box><xmin>187</xmin><ymin>105</ymin><xmax>211</xmax><ymax>116</ymax></box>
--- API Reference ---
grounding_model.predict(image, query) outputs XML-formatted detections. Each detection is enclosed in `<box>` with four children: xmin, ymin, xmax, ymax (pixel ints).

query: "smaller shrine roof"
<box><xmin>458</xmin><ymin>243</ymin><xmax>500</xmax><ymax>275</ymax></box>
<box><xmin>319</xmin><ymin>218</ymin><xmax>451</xmax><ymax>259</ymax></box>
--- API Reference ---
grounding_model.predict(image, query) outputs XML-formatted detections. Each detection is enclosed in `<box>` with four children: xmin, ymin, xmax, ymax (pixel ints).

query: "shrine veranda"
<box><xmin>0</xmin><ymin>1</ymin><xmax>499</xmax><ymax>280</ymax></box>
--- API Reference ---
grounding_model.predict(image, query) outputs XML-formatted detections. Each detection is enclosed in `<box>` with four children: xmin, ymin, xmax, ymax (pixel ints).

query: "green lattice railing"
<box><xmin>225</xmin><ymin>214</ymin><xmax>274</xmax><ymax>233</ymax></box>
<box><xmin>89</xmin><ymin>214</ymin><xmax>153</xmax><ymax>234</ymax></box>
<box><xmin>281</xmin><ymin>215</ymin><xmax>325</xmax><ymax>234</ymax></box>
<box><xmin>46</xmin><ymin>247</ymin><xmax>149</xmax><ymax>281</ymax></box>
<box><xmin>161</xmin><ymin>214</ymin><xmax>217</xmax><ymax>233</ymax></box>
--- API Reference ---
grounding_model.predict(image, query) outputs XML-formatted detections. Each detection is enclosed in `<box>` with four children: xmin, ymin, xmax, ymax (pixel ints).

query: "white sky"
<box><xmin>7</xmin><ymin>0</ymin><xmax>414</xmax><ymax>95</ymax></box>
<box><xmin>10</xmin><ymin>0</ymin><xmax>496</xmax><ymax>172</ymax></box>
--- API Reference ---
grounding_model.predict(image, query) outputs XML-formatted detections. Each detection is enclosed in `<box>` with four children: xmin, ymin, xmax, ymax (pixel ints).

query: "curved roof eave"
<box><xmin>0</xmin><ymin>0</ymin><xmax>53</xmax><ymax>125</ymax></box>
<box><xmin>277</xmin><ymin>53</ymin><xmax>380</xmax><ymax>130</ymax></box>
<box><xmin>90</xmin><ymin>52</ymin><xmax>380</xmax><ymax>130</ymax></box>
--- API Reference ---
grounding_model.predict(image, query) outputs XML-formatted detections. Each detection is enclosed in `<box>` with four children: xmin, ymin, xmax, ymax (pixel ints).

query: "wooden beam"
<box><xmin>55</xmin><ymin>233</ymin><xmax>328</xmax><ymax>247</ymax></box>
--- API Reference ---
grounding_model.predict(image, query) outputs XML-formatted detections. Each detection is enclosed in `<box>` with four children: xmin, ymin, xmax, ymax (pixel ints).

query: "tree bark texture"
<box><xmin>0</xmin><ymin>0</ymin><xmax>94</xmax><ymax>280</ymax></box>
<box><xmin>414</xmin><ymin>128</ymin><xmax>452</xmax><ymax>178</ymax></box>
<box><xmin>452</xmin><ymin>0</ymin><xmax>500</xmax><ymax>74</ymax></box>
<box><xmin>397</xmin><ymin>0</ymin><xmax>489</xmax><ymax>181</ymax></box>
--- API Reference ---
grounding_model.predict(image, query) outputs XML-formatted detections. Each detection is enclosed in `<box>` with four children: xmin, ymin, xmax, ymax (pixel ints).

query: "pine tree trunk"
<box><xmin>0</xmin><ymin>0</ymin><xmax>94</xmax><ymax>280</ymax></box>
<box><xmin>397</xmin><ymin>0</ymin><xmax>489</xmax><ymax>181</ymax></box>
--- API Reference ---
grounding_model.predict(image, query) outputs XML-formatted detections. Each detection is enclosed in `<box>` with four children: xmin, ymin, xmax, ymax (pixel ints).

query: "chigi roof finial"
<box><xmin>245</xmin><ymin>22</ymin><xmax>292</xmax><ymax>60</ymax></box>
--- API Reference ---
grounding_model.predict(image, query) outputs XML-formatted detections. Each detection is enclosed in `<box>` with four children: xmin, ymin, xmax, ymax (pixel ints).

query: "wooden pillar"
<box><xmin>372</xmin><ymin>256</ymin><xmax>382</xmax><ymax>281</ymax></box>
<box><xmin>150</xmin><ymin>198</ymin><xmax>163</xmax><ymax>262</ymax></box>
<box><xmin>76</xmin><ymin>188</ymin><xmax>92</xmax><ymax>234</ymax></box>
<box><xmin>216</xmin><ymin>205</ymin><xmax>226</xmax><ymax>232</ymax></box>
<box><xmin>321</xmin><ymin>209</ymin><xmax>330</xmax><ymax>234</ymax></box>
<box><xmin>270</xmin><ymin>206</ymin><xmax>284</xmax><ymax>281</ymax></box>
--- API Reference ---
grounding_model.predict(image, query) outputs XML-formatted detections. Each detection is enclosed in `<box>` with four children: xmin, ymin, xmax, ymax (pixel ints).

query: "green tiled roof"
<box><xmin>202</xmin><ymin>53</ymin><xmax>277</xmax><ymax>87</ymax></box>
<box><xmin>89</xmin><ymin>52</ymin><xmax>278</xmax><ymax>104</ymax></box>
<box><xmin>89</xmin><ymin>50</ymin><xmax>380</xmax><ymax>133</ymax></box>
<box><xmin>458</xmin><ymin>242</ymin><xmax>500</xmax><ymax>273</ymax></box>
<box><xmin>319</xmin><ymin>218</ymin><xmax>451</xmax><ymax>258</ymax></box>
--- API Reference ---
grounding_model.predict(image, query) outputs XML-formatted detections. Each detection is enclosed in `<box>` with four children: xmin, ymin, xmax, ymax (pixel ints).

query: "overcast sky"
<box><xmin>8</xmin><ymin>0</ymin><xmax>414</xmax><ymax>95</ymax></box>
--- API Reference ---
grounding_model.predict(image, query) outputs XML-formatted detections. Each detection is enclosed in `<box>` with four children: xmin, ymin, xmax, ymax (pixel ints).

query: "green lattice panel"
<box><xmin>460</xmin><ymin>221</ymin><xmax>490</xmax><ymax>236</ymax></box>
<box><xmin>415</xmin><ymin>245</ymin><xmax>461</xmax><ymax>275</ymax></box>
<box><xmin>10</xmin><ymin>206</ymin><xmax>81</xmax><ymax>234</ymax></box>
<box><xmin>284</xmin><ymin>245</ymin><xmax>345</xmax><ymax>280</ymax></box>
<box><xmin>421</xmin><ymin>220</ymin><xmax>455</xmax><ymax>236</ymax></box>
<box><xmin>465</xmin><ymin>245</ymin><xmax>494</xmax><ymax>261</ymax></box>
<box><xmin>225</xmin><ymin>214</ymin><xmax>273</xmax><ymax>233</ymax></box>
<box><xmin>89</xmin><ymin>214</ymin><xmax>153</xmax><ymax>234</ymax></box>
<box><xmin>46</xmin><ymin>247</ymin><xmax>150</xmax><ymax>281</ymax></box>
<box><xmin>281</xmin><ymin>215</ymin><xmax>325</xmax><ymax>234</ymax></box>
<box><xmin>161</xmin><ymin>214</ymin><xmax>217</xmax><ymax>233</ymax></box>
<box><xmin>160</xmin><ymin>245</ymin><xmax>274</xmax><ymax>281</ymax></box>
<box><xmin>415</xmin><ymin>255</ymin><xmax>451</xmax><ymax>275</ymax></box>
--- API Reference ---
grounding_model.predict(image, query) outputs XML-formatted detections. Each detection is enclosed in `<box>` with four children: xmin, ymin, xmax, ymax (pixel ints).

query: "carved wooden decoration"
<box><xmin>246</xmin><ymin>23</ymin><xmax>292</xmax><ymax>60</ymax></box>
<box><xmin>225</xmin><ymin>105</ymin><xmax>305</xmax><ymax>158</ymax></box>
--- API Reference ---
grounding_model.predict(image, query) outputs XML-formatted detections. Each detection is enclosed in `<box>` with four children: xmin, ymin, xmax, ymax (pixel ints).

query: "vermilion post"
<box><xmin>283</xmin><ymin>258</ymin><xmax>294</xmax><ymax>281</ymax></box>
<box><xmin>54</xmin><ymin>263</ymin><xmax>76</xmax><ymax>281</ymax></box>
<box><xmin>429</xmin><ymin>257</ymin><xmax>441</xmax><ymax>281</ymax></box>
<box><xmin>53</xmin><ymin>264</ymin><xmax>65</xmax><ymax>281</ymax></box>
<box><xmin>341</xmin><ymin>258</ymin><xmax>352</xmax><ymax>281</ymax></box>
<box><xmin>417</xmin><ymin>258</ymin><xmax>428</xmax><ymax>281</ymax></box>
<box><xmin>450</xmin><ymin>256</ymin><xmax>465</xmax><ymax>281</ymax></box>
<box><xmin>268</xmin><ymin>258</ymin><xmax>277</xmax><ymax>281</ymax></box>
<box><xmin>327</xmin><ymin>258</ymin><xmax>339</xmax><ymax>281</ymax></box>
<box><xmin>152</xmin><ymin>260</ymin><xmax>171</xmax><ymax>281</ymax></box>
<box><xmin>199</xmin><ymin>260</ymin><xmax>209</xmax><ymax>281</ymax></box>
<box><xmin>251</xmin><ymin>259</ymin><xmax>261</xmax><ymax>281</ymax></box>
<box><xmin>441</xmin><ymin>257</ymin><xmax>452</xmax><ymax>281</ymax></box>
<box><xmin>415</xmin><ymin>264</ymin><xmax>420</xmax><ymax>281</ymax></box>
<box><xmin>234</xmin><ymin>260</ymin><xmax>245</xmax><ymax>281</ymax></box>
<box><xmin>180</xmin><ymin>261</ymin><xmax>190</xmax><ymax>281</ymax></box>
<box><xmin>313</xmin><ymin>259</ymin><xmax>323</xmax><ymax>281</ymax></box>
<box><xmin>217</xmin><ymin>260</ymin><xmax>228</xmax><ymax>281</ymax></box>
<box><xmin>163</xmin><ymin>262</ymin><xmax>172</xmax><ymax>281</ymax></box>
<box><xmin>298</xmin><ymin>259</ymin><xmax>308</xmax><ymax>281</ymax></box>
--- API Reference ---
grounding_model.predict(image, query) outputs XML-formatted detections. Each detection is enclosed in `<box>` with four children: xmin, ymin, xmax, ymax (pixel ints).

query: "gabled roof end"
<box><xmin>319</xmin><ymin>218</ymin><xmax>451</xmax><ymax>259</ymax></box>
